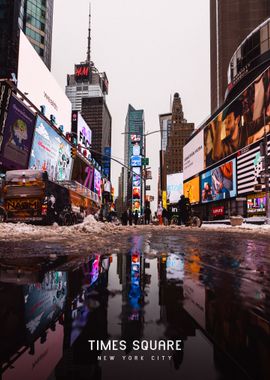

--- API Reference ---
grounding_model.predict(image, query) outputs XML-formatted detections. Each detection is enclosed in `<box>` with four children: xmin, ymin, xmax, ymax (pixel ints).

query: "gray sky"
<box><xmin>52</xmin><ymin>0</ymin><xmax>210</xmax><ymax>204</ymax></box>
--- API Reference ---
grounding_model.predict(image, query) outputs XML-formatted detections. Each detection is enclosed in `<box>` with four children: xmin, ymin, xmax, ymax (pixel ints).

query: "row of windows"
<box><xmin>26</xmin><ymin>14</ymin><xmax>45</xmax><ymax>31</ymax></box>
<box><xmin>25</xmin><ymin>27</ymin><xmax>44</xmax><ymax>44</ymax></box>
<box><xmin>33</xmin><ymin>44</ymin><xmax>44</xmax><ymax>56</ymax></box>
<box><xmin>26</xmin><ymin>3</ymin><xmax>46</xmax><ymax>22</ymax></box>
<box><xmin>228</xmin><ymin>20</ymin><xmax>270</xmax><ymax>83</ymax></box>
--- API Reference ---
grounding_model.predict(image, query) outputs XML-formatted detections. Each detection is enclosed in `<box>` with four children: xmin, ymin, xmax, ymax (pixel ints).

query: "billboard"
<box><xmin>183</xmin><ymin>130</ymin><xmax>204</xmax><ymax>180</ymax></box>
<box><xmin>201</xmin><ymin>159</ymin><xmax>237</xmax><ymax>203</ymax></box>
<box><xmin>237</xmin><ymin>140</ymin><xmax>270</xmax><ymax>195</ymax></box>
<box><xmin>0</xmin><ymin>95</ymin><xmax>36</xmax><ymax>170</ymax></box>
<box><xmin>72</xmin><ymin>111</ymin><xmax>92</xmax><ymax>148</ymax></box>
<box><xmin>17</xmin><ymin>31</ymin><xmax>72</xmax><ymax>133</ymax></box>
<box><xmin>203</xmin><ymin>66</ymin><xmax>270</xmax><ymax>169</ymax></box>
<box><xmin>103</xmin><ymin>146</ymin><xmax>111</xmax><ymax>179</ymax></box>
<box><xmin>29</xmin><ymin>116</ymin><xmax>72</xmax><ymax>181</ymax></box>
<box><xmin>75</xmin><ymin>64</ymin><xmax>91</xmax><ymax>81</ymax></box>
<box><xmin>184</xmin><ymin>176</ymin><xmax>200</xmax><ymax>204</ymax></box>
<box><xmin>130</xmin><ymin>155</ymin><xmax>142</xmax><ymax>167</ymax></box>
<box><xmin>167</xmin><ymin>172</ymin><xmax>183</xmax><ymax>203</ymax></box>
<box><xmin>71</xmin><ymin>156</ymin><xmax>94</xmax><ymax>190</ymax></box>
<box><xmin>132</xmin><ymin>167</ymin><xmax>141</xmax><ymax>213</ymax></box>
<box><xmin>247</xmin><ymin>193</ymin><xmax>266</xmax><ymax>215</ymax></box>
<box><xmin>94</xmin><ymin>169</ymin><xmax>101</xmax><ymax>196</ymax></box>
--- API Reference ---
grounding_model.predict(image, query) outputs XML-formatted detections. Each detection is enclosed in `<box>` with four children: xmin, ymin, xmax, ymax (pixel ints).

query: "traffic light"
<box><xmin>71</xmin><ymin>147</ymin><xmax>77</xmax><ymax>159</ymax></box>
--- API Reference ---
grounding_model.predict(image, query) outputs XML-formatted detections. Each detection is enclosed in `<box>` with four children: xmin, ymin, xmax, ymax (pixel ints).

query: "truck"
<box><xmin>3</xmin><ymin>169</ymin><xmax>101</xmax><ymax>225</ymax></box>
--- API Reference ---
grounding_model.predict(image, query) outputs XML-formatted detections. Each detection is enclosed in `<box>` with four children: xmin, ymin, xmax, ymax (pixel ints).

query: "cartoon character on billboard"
<box><xmin>8</xmin><ymin>119</ymin><xmax>28</xmax><ymax>149</ymax></box>
<box><xmin>57</xmin><ymin>142</ymin><xmax>70</xmax><ymax>180</ymax></box>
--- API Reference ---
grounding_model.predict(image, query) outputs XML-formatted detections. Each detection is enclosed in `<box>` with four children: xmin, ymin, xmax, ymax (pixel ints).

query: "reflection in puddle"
<box><xmin>0</xmin><ymin>234</ymin><xmax>269</xmax><ymax>380</ymax></box>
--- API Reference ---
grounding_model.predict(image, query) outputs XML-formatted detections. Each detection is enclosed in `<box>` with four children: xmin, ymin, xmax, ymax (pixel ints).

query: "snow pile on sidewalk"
<box><xmin>0</xmin><ymin>215</ymin><xmax>124</xmax><ymax>240</ymax></box>
<box><xmin>202</xmin><ymin>222</ymin><xmax>270</xmax><ymax>233</ymax></box>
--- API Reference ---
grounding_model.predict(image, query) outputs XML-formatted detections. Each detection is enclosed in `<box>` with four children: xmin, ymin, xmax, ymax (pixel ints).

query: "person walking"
<box><xmin>128</xmin><ymin>208</ymin><xmax>133</xmax><ymax>226</ymax></box>
<box><xmin>157</xmin><ymin>204</ymin><xmax>163</xmax><ymax>225</ymax></box>
<box><xmin>178</xmin><ymin>195</ymin><xmax>189</xmax><ymax>225</ymax></box>
<box><xmin>162</xmin><ymin>208</ymin><xmax>169</xmax><ymax>226</ymax></box>
<box><xmin>144</xmin><ymin>206</ymin><xmax>151</xmax><ymax>224</ymax></box>
<box><xmin>133</xmin><ymin>210</ymin><xmax>139</xmax><ymax>225</ymax></box>
<box><xmin>121</xmin><ymin>210</ymin><xmax>128</xmax><ymax>225</ymax></box>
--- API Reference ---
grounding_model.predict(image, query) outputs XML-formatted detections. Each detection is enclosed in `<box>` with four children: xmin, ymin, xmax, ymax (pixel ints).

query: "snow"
<box><xmin>0</xmin><ymin>215</ymin><xmax>269</xmax><ymax>241</ymax></box>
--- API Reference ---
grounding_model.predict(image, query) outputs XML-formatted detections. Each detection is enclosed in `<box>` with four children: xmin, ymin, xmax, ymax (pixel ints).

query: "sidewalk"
<box><xmin>203</xmin><ymin>216</ymin><xmax>266</xmax><ymax>225</ymax></box>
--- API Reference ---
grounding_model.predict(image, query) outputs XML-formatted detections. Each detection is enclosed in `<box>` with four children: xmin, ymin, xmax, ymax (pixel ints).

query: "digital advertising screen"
<box><xmin>94</xmin><ymin>169</ymin><xmax>102</xmax><ymax>196</ymax></box>
<box><xmin>29</xmin><ymin>116</ymin><xmax>72</xmax><ymax>181</ymax></box>
<box><xmin>167</xmin><ymin>172</ymin><xmax>183</xmax><ymax>203</ymax></box>
<box><xmin>0</xmin><ymin>95</ymin><xmax>36</xmax><ymax>170</ymax></box>
<box><xmin>183</xmin><ymin>176</ymin><xmax>200</xmax><ymax>204</ymax></box>
<box><xmin>201</xmin><ymin>159</ymin><xmax>237</xmax><ymax>203</ymax></box>
<box><xmin>203</xmin><ymin>66</ymin><xmax>270</xmax><ymax>170</ymax></box>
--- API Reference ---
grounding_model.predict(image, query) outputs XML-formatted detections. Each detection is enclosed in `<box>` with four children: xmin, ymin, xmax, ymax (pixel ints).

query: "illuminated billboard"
<box><xmin>75</xmin><ymin>64</ymin><xmax>91</xmax><ymax>81</ymax></box>
<box><xmin>0</xmin><ymin>95</ymin><xmax>36</xmax><ymax>170</ymax></box>
<box><xmin>184</xmin><ymin>176</ymin><xmax>200</xmax><ymax>204</ymax></box>
<box><xmin>29</xmin><ymin>116</ymin><xmax>72</xmax><ymax>181</ymax></box>
<box><xmin>94</xmin><ymin>169</ymin><xmax>102</xmax><ymax>196</ymax></box>
<box><xmin>203</xmin><ymin>66</ymin><xmax>270</xmax><ymax>169</ymax></box>
<box><xmin>72</xmin><ymin>111</ymin><xmax>92</xmax><ymax>148</ymax></box>
<box><xmin>130</xmin><ymin>155</ymin><xmax>142</xmax><ymax>167</ymax></box>
<box><xmin>167</xmin><ymin>172</ymin><xmax>183</xmax><ymax>203</ymax></box>
<box><xmin>201</xmin><ymin>159</ymin><xmax>237</xmax><ymax>203</ymax></box>
<box><xmin>18</xmin><ymin>31</ymin><xmax>72</xmax><ymax>133</ymax></box>
<box><xmin>183</xmin><ymin>130</ymin><xmax>204</xmax><ymax>180</ymax></box>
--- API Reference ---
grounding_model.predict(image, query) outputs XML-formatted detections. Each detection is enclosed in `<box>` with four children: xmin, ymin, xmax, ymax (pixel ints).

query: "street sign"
<box><xmin>254</xmin><ymin>184</ymin><xmax>263</xmax><ymax>192</ymax></box>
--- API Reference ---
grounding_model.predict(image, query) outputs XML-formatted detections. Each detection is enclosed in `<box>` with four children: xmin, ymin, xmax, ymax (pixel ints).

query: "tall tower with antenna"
<box><xmin>65</xmin><ymin>4</ymin><xmax>111</xmax><ymax>175</ymax></box>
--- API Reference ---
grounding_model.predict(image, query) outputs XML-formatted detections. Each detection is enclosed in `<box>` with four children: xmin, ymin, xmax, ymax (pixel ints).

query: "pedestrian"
<box><xmin>133</xmin><ymin>210</ymin><xmax>139</xmax><ymax>225</ymax></box>
<box><xmin>144</xmin><ymin>206</ymin><xmax>151</xmax><ymax>224</ymax></box>
<box><xmin>177</xmin><ymin>195</ymin><xmax>189</xmax><ymax>225</ymax></box>
<box><xmin>121</xmin><ymin>210</ymin><xmax>128</xmax><ymax>225</ymax></box>
<box><xmin>128</xmin><ymin>208</ymin><xmax>133</xmax><ymax>226</ymax></box>
<box><xmin>162</xmin><ymin>208</ymin><xmax>169</xmax><ymax>225</ymax></box>
<box><xmin>167</xmin><ymin>204</ymin><xmax>172</xmax><ymax>225</ymax></box>
<box><xmin>157</xmin><ymin>204</ymin><xmax>163</xmax><ymax>225</ymax></box>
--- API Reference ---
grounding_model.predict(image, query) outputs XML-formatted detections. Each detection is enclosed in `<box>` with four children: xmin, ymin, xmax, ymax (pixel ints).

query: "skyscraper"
<box><xmin>65</xmin><ymin>8</ymin><xmax>111</xmax><ymax>175</ymax></box>
<box><xmin>166</xmin><ymin>93</ymin><xmax>194</xmax><ymax>174</ymax></box>
<box><xmin>0</xmin><ymin>0</ymin><xmax>54</xmax><ymax>78</ymax></box>
<box><xmin>210</xmin><ymin>0</ymin><xmax>270</xmax><ymax>112</ymax></box>
<box><xmin>123</xmin><ymin>104</ymin><xmax>145</xmax><ymax>211</ymax></box>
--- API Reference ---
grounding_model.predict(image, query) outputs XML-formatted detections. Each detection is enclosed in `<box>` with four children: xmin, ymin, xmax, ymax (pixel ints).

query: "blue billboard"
<box><xmin>201</xmin><ymin>158</ymin><xmax>237</xmax><ymax>203</ymax></box>
<box><xmin>130</xmin><ymin>155</ymin><xmax>142</xmax><ymax>167</ymax></box>
<box><xmin>29</xmin><ymin>116</ymin><xmax>72</xmax><ymax>181</ymax></box>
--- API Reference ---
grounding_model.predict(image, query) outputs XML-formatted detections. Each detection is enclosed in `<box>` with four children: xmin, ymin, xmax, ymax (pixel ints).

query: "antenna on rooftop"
<box><xmin>86</xmin><ymin>3</ymin><xmax>91</xmax><ymax>64</ymax></box>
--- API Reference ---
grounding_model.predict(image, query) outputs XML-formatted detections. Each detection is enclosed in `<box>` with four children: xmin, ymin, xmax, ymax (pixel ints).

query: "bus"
<box><xmin>3</xmin><ymin>169</ymin><xmax>101</xmax><ymax>225</ymax></box>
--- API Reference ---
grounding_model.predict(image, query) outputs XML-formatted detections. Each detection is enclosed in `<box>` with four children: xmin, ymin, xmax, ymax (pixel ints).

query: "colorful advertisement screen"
<box><xmin>0</xmin><ymin>95</ymin><xmax>36</xmax><ymax>170</ymax></box>
<box><xmin>203</xmin><ymin>66</ymin><xmax>270</xmax><ymax>169</ymax></box>
<box><xmin>71</xmin><ymin>156</ymin><xmax>94</xmax><ymax>190</ymax></box>
<box><xmin>247</xmin><ymin>193</ymin><xmax>266</xmax><ymax>215</ymax></box>
<box><xmin>201</xmin><ymin>159</ymin><xmax>237</xmax><ymax>203</ymax></box>
<box><xmin>167</xmin><ymin>172</ymin><xmax>183</xmax><ymax>203</ymax></box>
<box><xmin>94</xmin><ymin>169</ymin><xmax>101</xmax><ymax>196</ymax></box>
<box><xmin>184</xmin><ymin>176</ymin><xmax>200</xmax><ymax>204</ymax></box>
<box><xmin>29</xmin><ymin>116</ymin><xmax>72</xmax><ymax>180</ymax></box>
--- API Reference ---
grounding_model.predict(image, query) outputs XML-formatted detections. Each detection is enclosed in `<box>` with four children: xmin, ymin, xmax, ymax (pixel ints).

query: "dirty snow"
<box><xmin>0</xmin><ymin>215</ymin><xmax>270</xmax><ymax>241</ymax></box>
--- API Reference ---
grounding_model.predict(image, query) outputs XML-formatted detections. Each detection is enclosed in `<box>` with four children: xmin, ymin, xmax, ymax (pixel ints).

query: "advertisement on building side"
<box><xmin>29</xmin><ymin>116</ymin><xmax>72</xmax><ymax>181</ymax></box>
<box><xmin>71</xmin><ymin>156</ymin><xmax>94</xmax><ymax>190</ymax></box>
<box><xmin>94</xmin><ymin>169</ymin><xmax>102</xmax><ymax>197</ymax></box>
<box><xmin>17</xmin><ymin>31</ymin><xmax>72</xmax><ymax>133</ymax></box>
<box><xmin>183</xmin><ymin>176</ymin><xmax>200</xmax><ymax>204</ymax></box>
<box><xmin>247</xmin><ymin>193</ymin><xmax>266</xmax><ymax>215</ymax></box>
<box><xmin>212</xmin><ymin>206</ymin><xmax>225</xmax><ymax>217</ymax></box>
<box><xmin>132</xmin><ymin>167</ymin><xmax>141</xmax><ymax>213</ymax></box>
<box><xmin>237</xmin><ymin>140</ymin><xmax>270</xmax><ymax>195</ymax></box>
<box><xmin>204</xmin><ymin>66</ymin><xmax>270</xmax><ymax>169</ymax></box>
<box><xmin>103</xmin><ymin>146</ymin><xmax>111</xmax><ymax>179</ymax></box>
<box><xmin>183</xmin><ymin>130</ymin><xmax>204</xmax><ymax>180</ymax></box>
<box><xmin>166</xmin><ymin>172</ymin><xmax>183</xmax><ymax>203</ymax></box>
<box><xmin>201</xmin><ymin>159</ymin><xmax>237</xmax><ymax>203</ymax></box>
<box><xmin>130</xmin><ymin>155</ymin><xmax>142</xmax><ymax>167</ymax></box>
<box><xmin>0</xmin><ymin>95</ymin><xmax>36</xmax><ymax>170</ymax></box>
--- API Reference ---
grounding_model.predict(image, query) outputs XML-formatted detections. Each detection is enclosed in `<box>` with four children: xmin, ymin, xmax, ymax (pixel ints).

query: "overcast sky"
<box><xmin>52</xmin><ymin>0</ymin><xmax>210</xmax><ymax>203</ymax></box>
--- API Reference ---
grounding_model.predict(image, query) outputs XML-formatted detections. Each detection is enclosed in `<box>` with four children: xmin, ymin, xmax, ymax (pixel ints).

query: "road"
<box><xmin>0</xmin><ymin>228</ymin><xmax>269</xmax><ymax>380</ymax></box>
